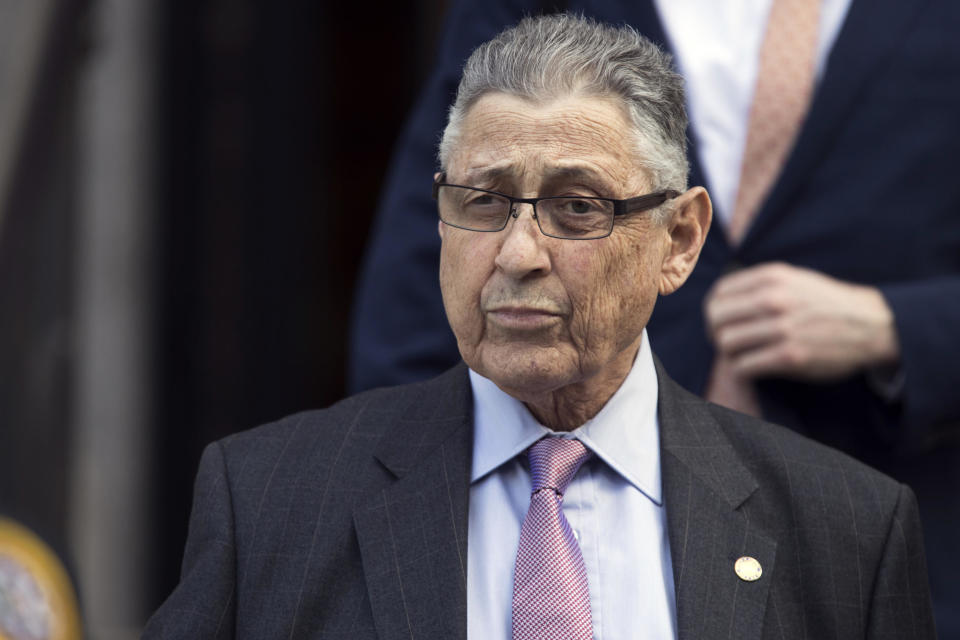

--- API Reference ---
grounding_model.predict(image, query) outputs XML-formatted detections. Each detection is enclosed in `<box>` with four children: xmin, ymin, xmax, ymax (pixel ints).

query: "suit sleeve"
<box><xmin>347</xmin><ymin>0</ymin><xmax>541</xmax><ymax>393</ymax></box>
<box><xmin>143</xmin><ymin>442</ymin><xmax>237</xmax><ymax>639</ymax></box>
<box><xmin>866</xmin><ymin>484</ymin><xmax>937</xmax><ymax>639</ymax></box>
<box><xmin>880</xmin><ymin>277</ymin><xmax>960</xmax><ymax>443</ymax></box>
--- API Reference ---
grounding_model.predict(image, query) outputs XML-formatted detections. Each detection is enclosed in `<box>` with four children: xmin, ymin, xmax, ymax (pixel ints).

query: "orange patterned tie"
<box><xmin>707</xmin><ymin>0</ymin><xmax>822</xmax><ymax>415</ymax></box>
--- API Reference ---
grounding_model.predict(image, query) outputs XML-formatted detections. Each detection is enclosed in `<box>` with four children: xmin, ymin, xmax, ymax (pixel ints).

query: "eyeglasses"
<box><xmin>432</xmin><ymin>174</ymin><xmax>679</xmax><ymax>240</ymax></box>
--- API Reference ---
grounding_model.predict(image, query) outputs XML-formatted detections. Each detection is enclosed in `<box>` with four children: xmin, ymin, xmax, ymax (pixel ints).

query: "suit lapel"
<box><xmin>657</xmin><ymin>362</ymin><xmax>777</xmax><ymax>640</ymax></box>
<box><xmin>353</xmin><ymin>360</ymin><xmax>782</xmax><ymax>639</ymax></box>
<box><xmin>743</xmin><ymin>0</ymin><xmax>933</xmax><ymax>246</ymax></box>
<box><xmin>353</xmin><ymin>365</ymin><xmax>473</xmax><ymax>640</ymax></box>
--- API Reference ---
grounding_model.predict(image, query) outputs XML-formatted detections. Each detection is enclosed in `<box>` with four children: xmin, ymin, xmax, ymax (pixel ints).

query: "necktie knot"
<box><xmin>527</xmin><ymin>437</ymin><xmax>591</xmax><ymax>495</ymax></box>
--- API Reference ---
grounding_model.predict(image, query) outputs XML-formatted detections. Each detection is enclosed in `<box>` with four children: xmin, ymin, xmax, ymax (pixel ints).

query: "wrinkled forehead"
<box><xmin>446</xmin><ymin>92</ymin><xmax>649</xmax><ymax>193</ymax></box>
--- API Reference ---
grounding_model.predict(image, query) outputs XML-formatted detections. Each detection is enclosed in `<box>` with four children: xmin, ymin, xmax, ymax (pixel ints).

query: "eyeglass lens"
<box><xmin>436</xmin><ymin>185</ymin><xmax>615</xmax><ymax>239</ymax></box>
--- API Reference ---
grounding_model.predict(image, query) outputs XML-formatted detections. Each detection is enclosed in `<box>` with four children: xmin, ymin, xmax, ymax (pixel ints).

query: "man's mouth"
<box><xmin>486</xmin><ymin>306</ymin><xmax>562</xmax><ymax>330</ymax></box>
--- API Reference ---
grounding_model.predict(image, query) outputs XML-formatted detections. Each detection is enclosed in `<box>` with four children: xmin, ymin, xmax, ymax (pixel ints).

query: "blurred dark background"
<box><xmin>0</xmin><ymin>0</ymin><xmax>447</xmax><ymax>636</ymax></box>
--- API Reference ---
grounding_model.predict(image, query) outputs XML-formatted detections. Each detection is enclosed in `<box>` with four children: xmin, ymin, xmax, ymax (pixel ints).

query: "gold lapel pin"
<box><xmin>734</xmin><ymin>556</ymin><xmax>763</xmax><ymax>582</ymax></box>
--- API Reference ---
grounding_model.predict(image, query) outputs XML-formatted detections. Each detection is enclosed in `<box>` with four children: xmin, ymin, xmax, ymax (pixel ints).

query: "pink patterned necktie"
<box><xmin>729</xmin><ymin>0</ymin><xmax>822</xmax><ymax>243</ymax></box>
<box><xmin>707</xmin><ymin>0</ymin><xmax>822</xmax><ymax>417</ymax></box>
<box><xmin>512</xmin><ymin>437</ymin><xmax>593</xmax><ymax>640</ymax></box>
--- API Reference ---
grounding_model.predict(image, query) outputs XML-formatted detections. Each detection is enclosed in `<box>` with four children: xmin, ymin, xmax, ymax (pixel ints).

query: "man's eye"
<box><xmin>560</xmin><ymin>198</ymin><xmax>601</xmax><ymax>214</ymax></box>
<box><xmin>467</xmin><ymin>195</ymin><xmax>499</xmax><ymax>207</ymax></box>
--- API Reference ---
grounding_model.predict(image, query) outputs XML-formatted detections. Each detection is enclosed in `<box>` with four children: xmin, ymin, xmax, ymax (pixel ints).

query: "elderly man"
<box><xmin>145</xmin><ymin>15</ymin><xmax>934</xmax><ymax>639</ymax></box>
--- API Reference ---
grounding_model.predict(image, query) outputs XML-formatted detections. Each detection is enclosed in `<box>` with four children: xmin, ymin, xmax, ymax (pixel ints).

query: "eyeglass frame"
<box><xmin>432</xmin><ymin>173</ymin><xmax>680</xmax><ymax>240</ymax></box>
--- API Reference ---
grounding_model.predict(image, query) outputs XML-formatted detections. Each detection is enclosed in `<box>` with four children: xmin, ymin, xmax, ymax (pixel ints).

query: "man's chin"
<box><xmin>469</xmin><ymin>347</ymin><xmax>576</xmax><ymax>400</ymax></box>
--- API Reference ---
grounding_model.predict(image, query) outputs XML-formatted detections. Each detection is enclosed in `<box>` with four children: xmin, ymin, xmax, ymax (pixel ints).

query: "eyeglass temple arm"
<box><xmin>615</xmin><ymin>190</ymin><xmax>681</xmax><ymax>216</ymax></box>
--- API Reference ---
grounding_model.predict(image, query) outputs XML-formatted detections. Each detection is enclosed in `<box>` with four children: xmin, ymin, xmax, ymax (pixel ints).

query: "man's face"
<box><xmin>439</xmin><ymin>92</ymin><xmax>679</xmax><ymax>399</ymax></box>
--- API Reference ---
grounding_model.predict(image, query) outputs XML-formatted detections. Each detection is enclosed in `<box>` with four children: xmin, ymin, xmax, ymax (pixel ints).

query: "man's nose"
<box><xmin>494</xmin><ymin>203</ymin><xmax>551</xmax><ymax>277</ymax></box>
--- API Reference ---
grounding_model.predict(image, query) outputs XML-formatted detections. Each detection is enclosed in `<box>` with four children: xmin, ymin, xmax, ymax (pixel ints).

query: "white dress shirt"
<box><xmin>652</xmin><ymin>0</ymin><xmax>853</xmax><ymax>221</ymax></box>
<box><xmin>467</xmin><ymin>331</ymin><xmax>676</xmax><ymax>639</ymax></box>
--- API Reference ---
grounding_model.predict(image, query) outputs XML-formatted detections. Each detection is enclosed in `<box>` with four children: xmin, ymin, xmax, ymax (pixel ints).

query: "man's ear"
<box><xmin>659</xmin><ymin>186</ymin><xmax>712</xmax><ymax>295</ymax></box>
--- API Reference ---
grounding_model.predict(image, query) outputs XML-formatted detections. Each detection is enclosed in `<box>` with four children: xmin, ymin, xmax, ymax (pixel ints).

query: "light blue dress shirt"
<box><xmin>466</xmin><ymin>331</ymin><xmax>677</xmax><ymax>639</ymax></box>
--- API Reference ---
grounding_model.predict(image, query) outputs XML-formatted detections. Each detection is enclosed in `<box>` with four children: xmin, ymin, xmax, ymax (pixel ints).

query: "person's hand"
<box><xmin>704</xmin><ymin>262</ymin><xmax>900</xmax><ymax>381</ymax></box>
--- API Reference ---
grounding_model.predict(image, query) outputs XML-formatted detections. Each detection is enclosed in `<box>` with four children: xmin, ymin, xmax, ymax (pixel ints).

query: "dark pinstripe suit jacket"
<box><xmin>144</xmin><ymin>362</ymin><xmax>936</xmax><ymax>639</ymax></box>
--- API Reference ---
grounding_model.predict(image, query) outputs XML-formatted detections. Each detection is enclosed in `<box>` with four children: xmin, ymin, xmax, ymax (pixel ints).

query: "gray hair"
<box><xmin>438</xmin><ymin>13</ymin><xmax>689</xmax><ymax>193</ymax></box>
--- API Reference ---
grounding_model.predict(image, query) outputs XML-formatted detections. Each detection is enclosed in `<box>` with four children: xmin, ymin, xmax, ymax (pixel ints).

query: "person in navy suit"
<box><xmin>349</xmin><ymin>1</ymin><xmax>960</xmax><ymax>635</ymax></box>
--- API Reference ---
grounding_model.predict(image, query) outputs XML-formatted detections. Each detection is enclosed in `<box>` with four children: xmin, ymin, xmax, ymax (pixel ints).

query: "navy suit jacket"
<box><xmin>349</xmin><ymin>0</ymin><xmax>960</xmax><ymax>632</ymax></box>
<box><xmin>144</xmin><ymin>363</ymin><xmax>935</xmax><ymax>638</ymax></box>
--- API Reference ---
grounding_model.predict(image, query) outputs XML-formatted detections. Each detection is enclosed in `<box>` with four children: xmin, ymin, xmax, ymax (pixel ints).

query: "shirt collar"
<box><xmin>468</xmin><ymin>330</ymin><xmax>662</xmax><ymax>505</ymax></box>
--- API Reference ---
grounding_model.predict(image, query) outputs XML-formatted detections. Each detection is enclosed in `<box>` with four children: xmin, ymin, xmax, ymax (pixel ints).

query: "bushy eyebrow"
<box><xmin>461</xmin><ymin>163</ymin><xmax>610</xmax><ymax>188</ymax></box>
<box><xmin>541</xmin><ymin>165</ymin><xmax>607</xmax><ymax>185</ymax></box>
<box><xmin>461</xmin><ymin>164</ymin><xmax>515</xmax><ymax>184</ymax></box>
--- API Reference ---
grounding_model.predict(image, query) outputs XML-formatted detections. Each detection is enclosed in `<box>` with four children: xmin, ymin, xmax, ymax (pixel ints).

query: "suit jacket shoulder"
<box><xmin>144</xmin><ymin>364</ymin><xmax>474</xmax><ymax>640</ymax></box>
<box><xmin>217</xmin><ymin>361</ymin><xmax>471</xmax><ymax>491</ymax></box>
